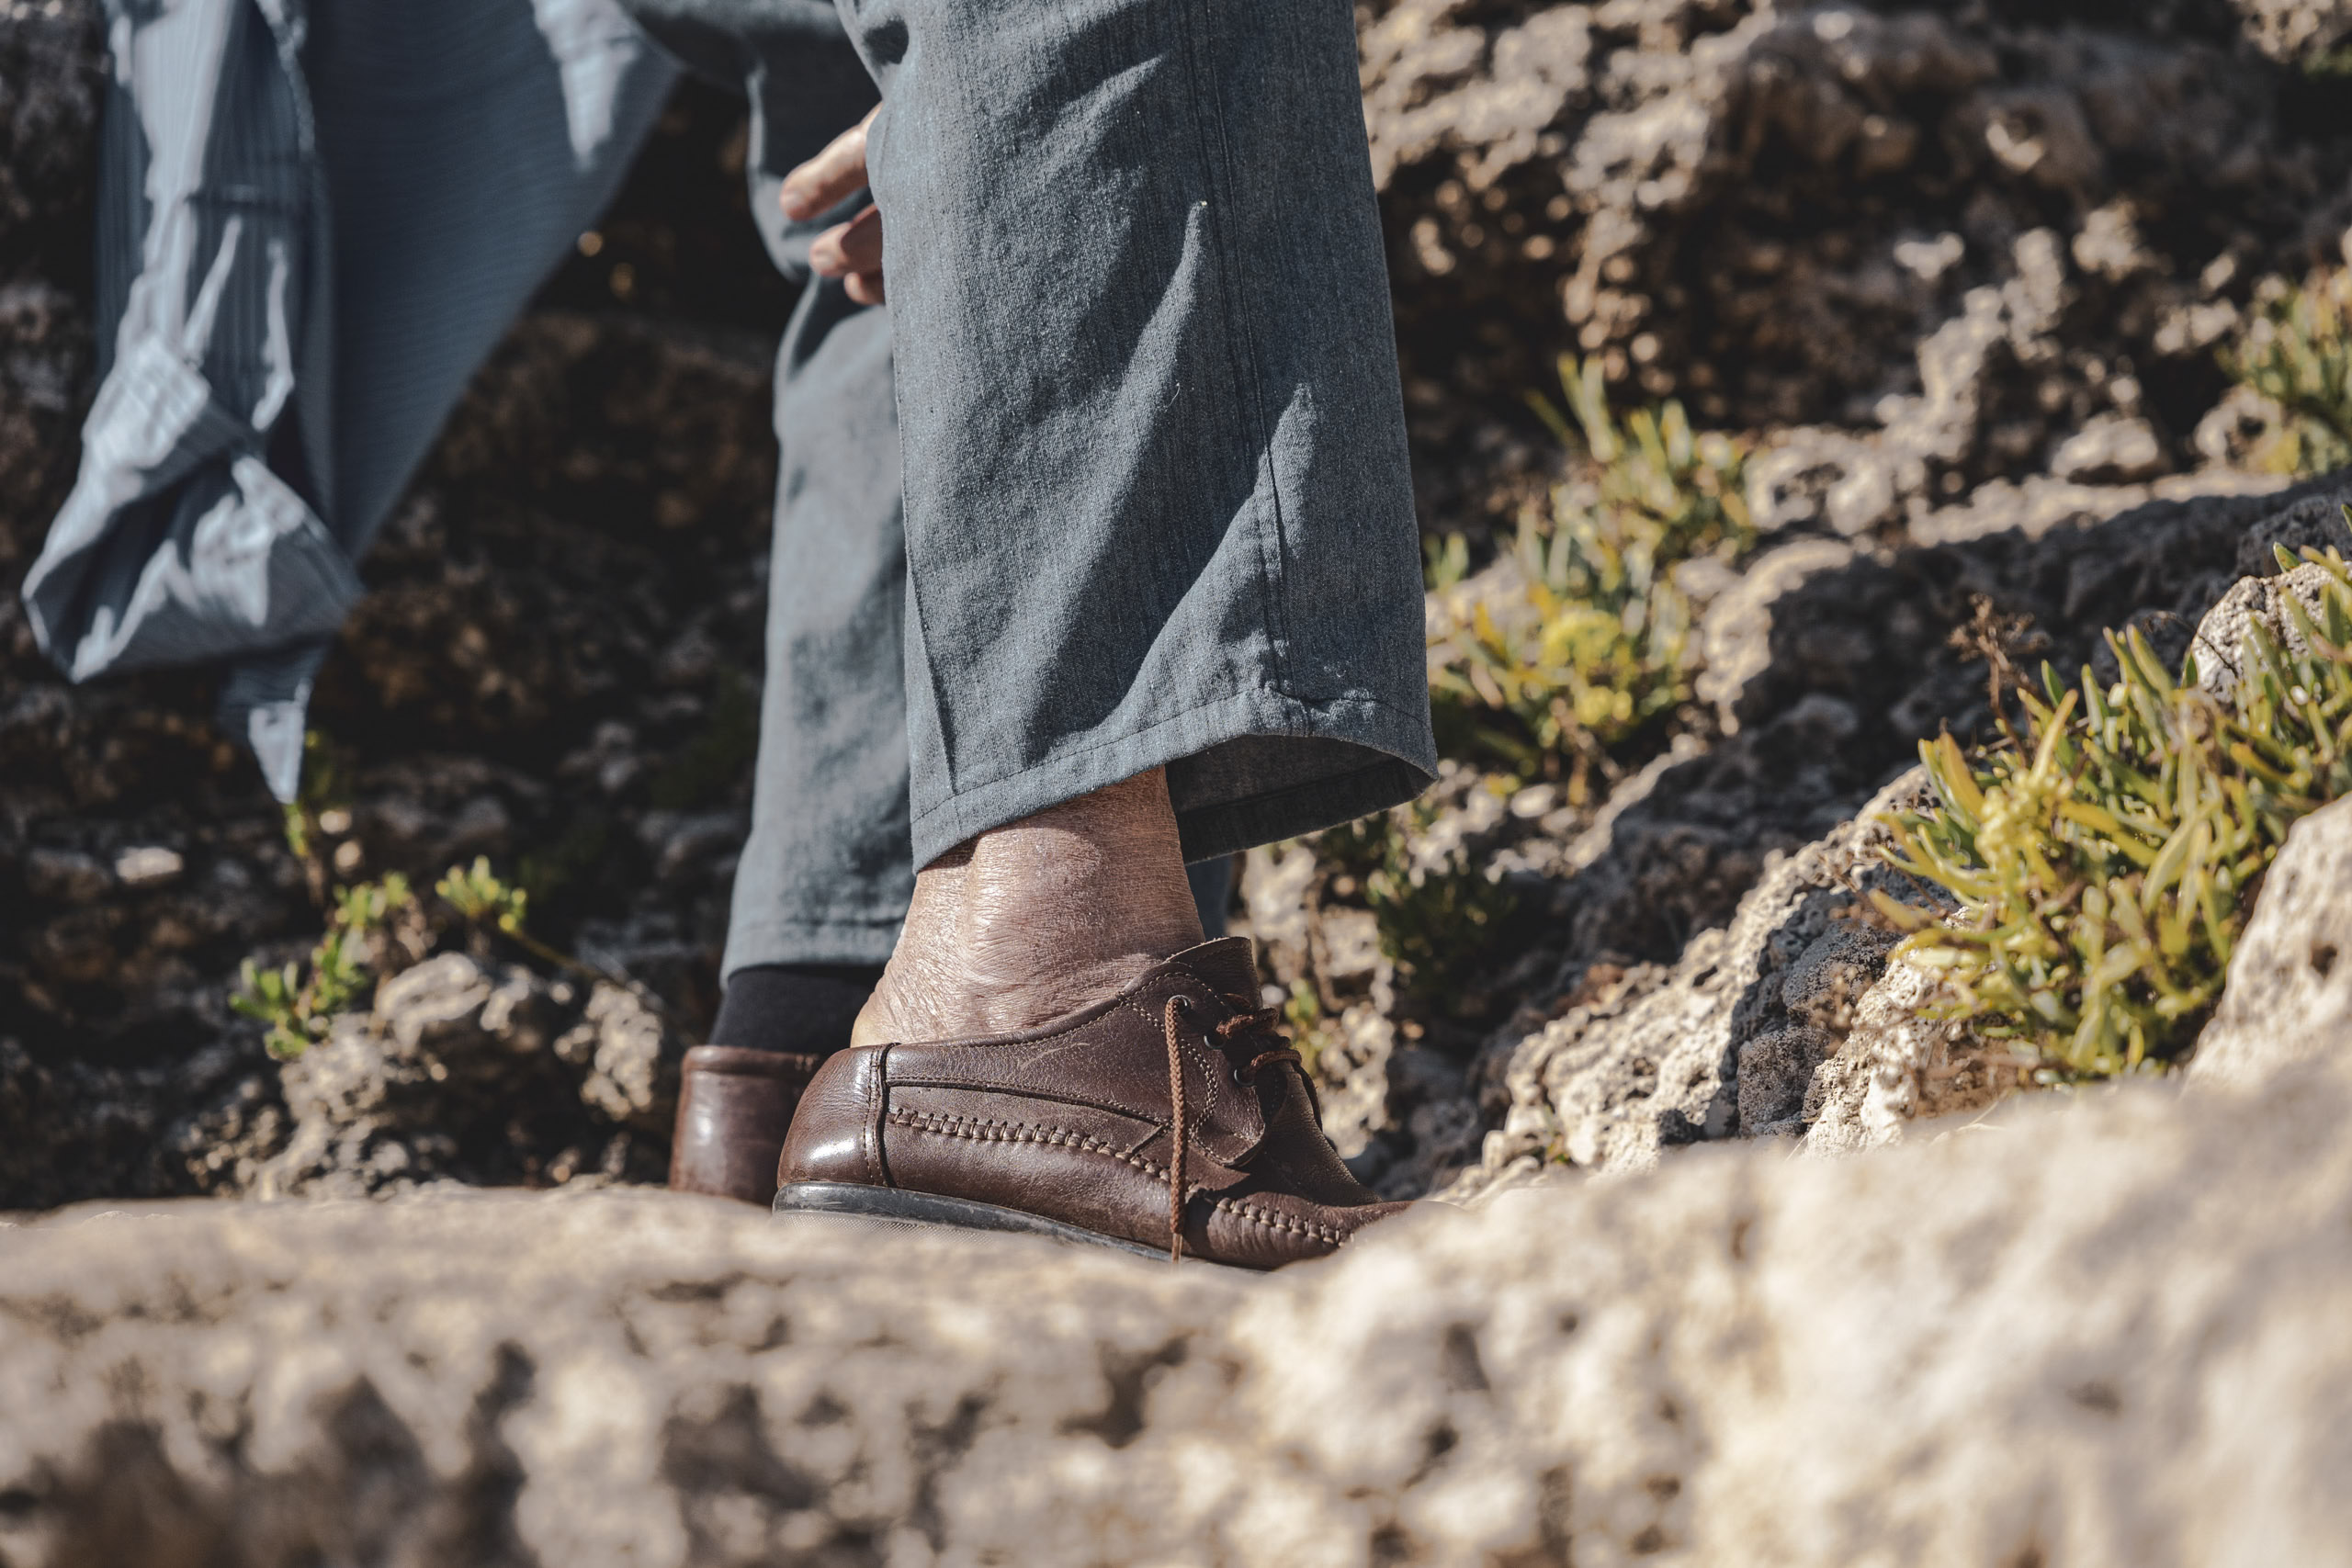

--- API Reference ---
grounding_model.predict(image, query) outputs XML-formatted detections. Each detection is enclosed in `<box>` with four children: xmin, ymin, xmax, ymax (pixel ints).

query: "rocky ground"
<box><xmin>12</xmin><ymin>2</ymin><xmax>2352</xmax><ymax>1560</ymax></box>
<box><xmin>6</xmin><ymin>1010</ymin><xmax>2349</xmax><ymax>1567</ymax></box>
<box><xmin>1372</xmin><ymin>0</ymin><xmax>2352</xmax><ymax>535</ymax></box>
<box><xmin>6</xmin><ymin>0</ymin><xmax>2352</xmax><ymax>1213</ymax></box>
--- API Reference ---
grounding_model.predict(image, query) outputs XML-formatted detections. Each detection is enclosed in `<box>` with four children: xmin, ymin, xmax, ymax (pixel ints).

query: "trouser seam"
<box><xmin>1173</xmin><ymin>0</ymin><xmax>1295</xmax><ymax>703</ymax></box>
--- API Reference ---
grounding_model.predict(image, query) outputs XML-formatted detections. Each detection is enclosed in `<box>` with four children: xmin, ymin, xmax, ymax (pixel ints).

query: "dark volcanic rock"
<box><xmin>1366</xmin><ymin>0</ymin><xmax>2352</xmax><ymax>533</ymax></box>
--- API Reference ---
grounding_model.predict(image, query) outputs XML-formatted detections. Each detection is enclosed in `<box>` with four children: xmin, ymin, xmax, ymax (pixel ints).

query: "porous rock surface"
<box><xmin>247</xmin><ymin>953</ymin><xmax>683</xmax><ymax>1200</ymax></box>
<box><xmin>6</xmin><ymin>1050</ymin><xmax>2352</xmax><ymax>1566</ymax></box>
<box><xmin>1297</xmin><ymin>473</ymin><xmax>2335</xmax><ymax>1197</ymax></box>
<box><xmin>1369</xmin><ymin>0</ymin><xmax>2352</xmax><ymax>530</ymax></box>
<box><xmin>2192</xmin><ymin>795</ymin><xmax>2352</xmax><ymax>1089</ymax></box>
<box><xmin>1442</xmin><ymin>767</ymin><xmax>1939</xmax><ymax>1195</ymax></box>
<box><xmin>2235</xmin><ymin>0</ymin><xmax>2352</xmax><ymax>61</ymax></box>
<box><xmin>2188</xmin><ymin>558</ymin><xmax>2346</xmax><ymax>701</ymax></box>
<box><xmin>1798</xmin><ymin>945</ymin><xmax>2018</xmax><ymax>1156</ymax></box>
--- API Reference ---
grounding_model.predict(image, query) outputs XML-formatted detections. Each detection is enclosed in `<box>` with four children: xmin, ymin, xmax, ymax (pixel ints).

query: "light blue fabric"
<box><xmin>832</xmin><ymin>0</ymin><xmax>1437</xmax><ymax>867</ymax></box>
<box><xmin>724</xmin><ymin>268</ymin><xmax>914</xmax><ymax>971</ymax></box>
<box><xmin>27</xmin><ymin>0</ymin><xmax>675</xmax><ymax>798</ymax></box>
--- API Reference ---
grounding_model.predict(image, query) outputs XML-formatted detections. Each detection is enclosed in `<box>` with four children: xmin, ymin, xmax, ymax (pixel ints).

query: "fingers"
<box><xmin>809</xmin><ymin>206</ymin><xmax>883</xmax><ymax>275</ymax></box>
<box><xmin>810</xmin><ymin>206</ymin><xmax>886</xmax><ymax>303</ymax></box>
<box><xmin>780</xmin><ymin>106</ymin><xmax>878</xmax><ymax>220</ymax></box>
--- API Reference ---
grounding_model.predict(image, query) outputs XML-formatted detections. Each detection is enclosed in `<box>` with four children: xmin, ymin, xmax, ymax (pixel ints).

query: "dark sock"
<box><xmin>708</xmin><ymin>963</ymin><xmax>884</xmax><ymax>1056</ymax></box>
<box><xmin>1187</xmin><ymin>855</ymin><xmax>1236</xmax><ymax>940</ymax></box>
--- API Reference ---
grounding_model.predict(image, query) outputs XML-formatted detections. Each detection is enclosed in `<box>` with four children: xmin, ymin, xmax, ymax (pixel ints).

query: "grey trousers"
<box><xmin>842</xmin><ymin>0</ymin><xmax>1435</xmax><ymax>871</ymax></box>
<box><xmin>694</xmin><ymin>0</ymin><xmax>1437</xmax><ymax>972</ymax></box>
<box><xmin>729</xmin><ymin>266</ymin><xmax>917</xmax><ymax>970</ymax></box>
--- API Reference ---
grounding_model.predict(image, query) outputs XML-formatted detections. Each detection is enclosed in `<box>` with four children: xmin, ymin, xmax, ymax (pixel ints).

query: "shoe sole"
<box><xmin>774</xmin><ymin>1180</ymin><xmax>1246</xmax><ymax>1269</ymax></box>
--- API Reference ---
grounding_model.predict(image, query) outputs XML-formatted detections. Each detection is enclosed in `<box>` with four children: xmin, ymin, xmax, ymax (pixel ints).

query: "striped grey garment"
<box><xmin>23</xmin><ymin>0</ymin><xmax>675</xmax><ymax>800</ymax></box>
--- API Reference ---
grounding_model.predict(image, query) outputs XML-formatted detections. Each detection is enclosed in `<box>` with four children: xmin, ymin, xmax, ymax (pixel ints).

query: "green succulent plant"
<box><xmin>2222</xmin><ymin>269</ymin><xmax>2352</xmax><ymax>477</ymax></box>
<box><xmin>233</xmin><ymin>854</ymin><xmax>595</xmax><ymax>1060</ymax></box>
<box><xmin>435</xmin><ymin>855</ymin><xmax>530</xmax><ymax>935</ymax></box>
<box><xmin>1279</xmin><ymin>978</ymin><xmax>1339</xmax><ymax>1079</ymax></box>
<box><xmin>1427</xmin><ymin>355</ymin><xmax>1751</xmax><ymax>792</ymax></box>
<box><xmin>1878</xmin><ymin>545</ymin><xmax>2352</xmax><ymax>1078</ymax></box>
<box><xmin>233</xmin><ymin>874</ymin><xmax>419</xmax><ymax>1059</ymax></box>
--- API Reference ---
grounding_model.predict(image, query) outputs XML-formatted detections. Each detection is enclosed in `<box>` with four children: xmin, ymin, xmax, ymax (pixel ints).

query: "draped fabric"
<box><xmin>24</xmin><ymin>0</ymin><xmax>675</xmax><ymax>798</ymax></box>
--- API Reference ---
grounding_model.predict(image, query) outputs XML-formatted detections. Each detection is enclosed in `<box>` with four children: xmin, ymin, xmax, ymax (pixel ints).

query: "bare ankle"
<box><xmin>853</xmin><ymin>768</ymin><xmax>1205</xmax><ymax>1044</ymax></box>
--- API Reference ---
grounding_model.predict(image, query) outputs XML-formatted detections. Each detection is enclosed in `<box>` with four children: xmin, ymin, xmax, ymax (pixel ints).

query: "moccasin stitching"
<box><xmin>887</xmin><ymin>1108</ymin><xmax>1348</xmax><ymax>1246</ymax></box>
<box><xmin>1209</xmin><ymin>1196</ymin><xmax>1346</xmax><ymax>1247</ymax></box>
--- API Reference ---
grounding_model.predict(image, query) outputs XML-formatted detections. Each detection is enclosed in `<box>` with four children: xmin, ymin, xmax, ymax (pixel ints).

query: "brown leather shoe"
<box><xmin>773</xmin><ymin>937</ymin><xmax>1406</xmax><ymax>1269</ymax></box>
<box><xmin>670</xmin><ymin>1046</ymin><xmax>824</xmax><ymax>1205</ymax></box>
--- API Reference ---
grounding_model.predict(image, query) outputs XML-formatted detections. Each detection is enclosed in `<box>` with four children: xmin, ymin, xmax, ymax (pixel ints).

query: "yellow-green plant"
<box><xmin>2222</xmin><ymin>269</ymin><xmax>2352</xmax><ymax>477</ymax></box>
<box><xmin>435</xmin><ymin>855</ymin><xmax>530</xmax><ymax>935</ymax></box>
<box><xmin>1279</xmin><ymin>978</ymin><xmax>1339</xmax><ymax>1079</ymax></box>
<box><xmin>232</xmin><ymin>874</ymin><xmax>419</xmax><ymax>1059</ymax></box>
<box><xmin>1427</xmin><ymin>355</ymin><xmax>1751</xmax><ymax>791</ymax></box>
<box><xmin>1878</xmin><ymin>547</ymin><xmax>2352</xmax><ymax>1077</ymax></box>
<box><xmin>435</xmin><ymin>853</ymin><xmax>637</xmax><ymax>994</ymax></box>
<box><xmin>233</xmin><ymin>852</ymin><xmax>661</xmax><ymax>1056</ymax></box>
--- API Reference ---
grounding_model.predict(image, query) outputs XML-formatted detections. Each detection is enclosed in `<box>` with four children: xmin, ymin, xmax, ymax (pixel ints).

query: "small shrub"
<box><xmin>2303</xmin><ymin>45</ymin><xmax>2352</xmax><ymax>80</ymax></box>
<box><xmin>232</xmin><ymin>874</ymin><xmax>423</xmax><ymax>1059</ymax></box>
<box><xmin>2221</xmin><ymin>269</ymin><xmax>2352</xmax><ymax>477</ymax></box>
<box><xmin>435</xmin><ymin>855</ymin><xmax>529</xmax><ymax>935</ymax></box>
<box><xmin>1427</xmin><ymin>355</ymin><xmax>1751</xmax><ymax>791</ymax></box>
<box><xmin>1319</xmin><ymin>802</ymin><xmax>1518</xmax><ymax>1002</ymax></box>
<box><xmin>232</xmin><ymin>856</ymin><xmax>604</xmax><ymax>1060</ymax></box>
<box><xmin>279</xmin><ymin>729</ymin><xmax>356</xmax><ymax>904</ymax></box>
<box><xmin>1877</xmin><ymin>547</ymin><xmax>2352</xmax><ymax>1077</ymax></box>
<box><xmin>1280</xmin><ymin>978</ymin><xmax>1339</xmax><ymax>1079</ymax></box>
<box><xmin>435</xmin><ymin>853</ymin><xmax>633</xmax><ymax>995</ymax></box>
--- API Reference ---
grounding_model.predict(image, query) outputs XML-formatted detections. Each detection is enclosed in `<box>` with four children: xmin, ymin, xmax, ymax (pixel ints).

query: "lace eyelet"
<box><xmin>1230</xmin><ymin>1065</ymin><xmax>1249</xmax><ymax>1087</ymax></box>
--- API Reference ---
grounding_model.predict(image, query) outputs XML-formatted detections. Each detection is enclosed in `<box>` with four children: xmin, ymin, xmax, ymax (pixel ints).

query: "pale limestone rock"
<box><xmin>2051</xmin><ymin>413</ymin><xmax>2165</xmax><ymax>485</ymax></box>
<box><xmin>250</xmin><ymin>956</ymin><xmax>670</xmax><ymax>1199</ymax></box>
<box><xmin>1801</xmin><ymin>951</ymin><xmax>2018</xmax><ymax>1156</ymax></box>
<box><xmin>1693</xmin><ymin>537</ymin><xmax>1857</xmax><ymax>731</ymax></box>
<box><xmin>1451</xmin><ymin>769</ymin><xmax>1942</xmax><ymax>1195</ymax></box>
<box><xmin>110</xmin><ymin>844</ymin><xmax>185</xmax><ymax>888</ymax></box>
<box><xmin>2188</xmin><ymin>561</ymin><xmax>2342</xmax><ymax>704</ymax></box>
<box><xmin>2192</xmin><ymin>796</ymin><xmax>2352</xmax><ymax>1090</ymax></box>
<box><xmin>1312</xmin><ymin>1004</ymin><xmax>1399</xmax><ymax>1162</ymax></box>
<box><xmin>571</xmin><ymin>980</ymin><xmax>679</xmax><ymax>1133</ymax></box>
<box><xmin>2234</xmin><ymin>0</ymin><xmax>2352</xmax><ymax>62</ymax></box>
<box><xmin>8</xmin><ymin>1052</ymin><xmax>2352</xmax><ymax>1565</ymax></box>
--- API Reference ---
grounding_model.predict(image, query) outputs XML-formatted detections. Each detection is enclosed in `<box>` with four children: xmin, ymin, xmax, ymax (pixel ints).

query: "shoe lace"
<box><xmin>1161</xmin><ymin>993</ymin><xmax>1302</xmax><ymax>1264</ymax></box>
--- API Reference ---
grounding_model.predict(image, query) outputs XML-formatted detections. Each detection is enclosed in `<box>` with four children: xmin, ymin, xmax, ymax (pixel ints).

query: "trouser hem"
<box><xmin>906</xmin><ymin>687</ymin><xmax>1436</xmax><ymax>867</ymax></box>
<box><xmin>1172</xmin><ymin>755</ymin><xmax>1430</xmax><ymax>863</ymax></box>
<box><xmin>722</xmin><ymin>917</ymin><xmax>904</xmax><ymax>980</ymax></box>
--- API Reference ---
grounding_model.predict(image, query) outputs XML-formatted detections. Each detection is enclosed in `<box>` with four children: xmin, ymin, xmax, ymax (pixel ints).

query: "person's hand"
<box><xmin>782</xmin><ymin>107</ymin><xmax>884</xmax><ymax>305</ymax></box>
